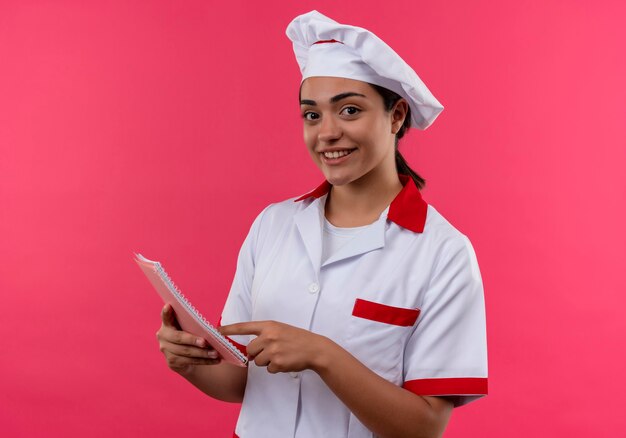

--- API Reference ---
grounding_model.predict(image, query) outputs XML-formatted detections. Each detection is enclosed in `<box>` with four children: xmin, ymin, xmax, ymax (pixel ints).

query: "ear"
<box><xmin>391</xmin><ymin>99</ymin><xmax>409</xmax><ymax>134</ymax></box>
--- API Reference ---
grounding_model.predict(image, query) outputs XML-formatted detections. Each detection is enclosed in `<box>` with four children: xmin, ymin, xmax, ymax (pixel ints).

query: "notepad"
<box><xmin>134</xmin><ymin>253</ymin><xmax>247</xmax><ymax>367</ymax></box>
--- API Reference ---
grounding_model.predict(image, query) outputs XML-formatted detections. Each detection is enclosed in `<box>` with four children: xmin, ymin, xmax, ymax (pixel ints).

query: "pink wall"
<box><xmin>1</xmin><ymin>1</ymin><xmax>625</xmax><ymax>436</ymax></box>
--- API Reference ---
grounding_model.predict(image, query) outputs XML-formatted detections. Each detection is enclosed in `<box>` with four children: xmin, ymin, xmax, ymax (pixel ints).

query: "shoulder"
<box><xmin>422</xmin><ymin>205</ymin><xmax>471</xmax><ymax>247</ymax></box>
<box><xmin>422</xmin><ymin>205</ymin><xmax>481</xmax><ymax>276</ymax></box>
<box><xmin>253</xmin><ymin>195</ymin><xmax>312</xmax><ymax>227</ymax></box>
<box><xmin>246</xmin><ymin>194</ymin><xmax>316</xmax><ymax>242</ymax></box>
<box><xmin>260</xmin><ymin>195</ymin><xmax>307</xmax><ymax>217</ymax></box>
<box><xmin>240</xmin><ymin>195</ymin><xmax>316</xmax><ymax>261</ymax></box>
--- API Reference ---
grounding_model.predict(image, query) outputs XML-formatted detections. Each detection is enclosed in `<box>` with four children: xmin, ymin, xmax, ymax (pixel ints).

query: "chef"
<box><xmin>157</xmin><ymin>10</ymin><xmax>488</xmax><ymax>438</ymax></box>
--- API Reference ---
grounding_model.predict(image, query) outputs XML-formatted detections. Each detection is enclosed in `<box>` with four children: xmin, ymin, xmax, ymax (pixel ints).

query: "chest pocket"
<box><xmin>345</xmin><ymin>298</ymin><xmax>420</xmax><ymax>383</ymax></box>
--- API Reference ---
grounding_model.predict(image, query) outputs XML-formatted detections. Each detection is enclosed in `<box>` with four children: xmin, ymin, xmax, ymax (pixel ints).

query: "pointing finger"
<box><xmin>219</xmin><ymin>321</ymin><xmax>266</xmax><ymax>336</ymax></box>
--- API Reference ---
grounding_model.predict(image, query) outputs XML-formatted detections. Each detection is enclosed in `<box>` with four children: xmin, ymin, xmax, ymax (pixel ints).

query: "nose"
<box><xmin>318</xmin><ymin>115</ymin><xmax>342</xmax><ymax>143</ymax></box>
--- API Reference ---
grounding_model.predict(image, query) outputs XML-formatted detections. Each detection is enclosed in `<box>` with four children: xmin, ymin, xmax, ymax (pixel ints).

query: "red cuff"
<box><xmin>228</xmin><ymin>337</ymin><xmax>248</xmax><ymax>357</ymax></box>
<box><xmin>403</xmin><ymin>377</ymin><xmax>488</xmax><ymax>396</ymax></box>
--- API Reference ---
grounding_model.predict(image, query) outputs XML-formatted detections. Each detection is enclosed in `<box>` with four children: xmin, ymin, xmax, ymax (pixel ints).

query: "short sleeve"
<box><xmin>402</xmin><ymin>234</ymin><xmax>488</xmax><ymax>407</ymax></box>
<box><xmin>220</xmin><ymin>205</ymin><xmax>271</xmax><ymax>350</ymax></box>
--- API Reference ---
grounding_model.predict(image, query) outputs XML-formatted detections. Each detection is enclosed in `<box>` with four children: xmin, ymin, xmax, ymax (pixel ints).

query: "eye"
<box><xmin>302</xmin><ymin>111</ymin><xmax>320</xmax><ymax>121</ymax></box>
<box><xmin>340</xmin><ymin>106</ymin><xmax>361</xmax><ymax>116</ymax></box>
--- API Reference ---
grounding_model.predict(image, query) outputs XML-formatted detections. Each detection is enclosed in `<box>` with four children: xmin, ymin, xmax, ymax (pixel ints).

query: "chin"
<box><xmin>318</xmin><ymin>160</ymin><xmax>368</xmax><ymax>186</ymax></box>
<box><xmin>323</xmin><ymin>171</ymin><xmax>357</xmax><ymax>187</ymax></box>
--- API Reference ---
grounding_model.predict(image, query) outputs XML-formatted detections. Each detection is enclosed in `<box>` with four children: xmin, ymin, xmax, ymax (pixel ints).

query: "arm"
<box><xmin>179</xmin><ymin>360</ymin><xmax>247</xmax><ymax>403</ymax></box>
<box><xmin>313</xmin><ymin>235</ymin><xmax>486</xmax><ymax>433</ymax></box>
<box><xmin>220</xmin><ymin>321</ymin><xmax>453</xmax><ymax>438</ymax></box>
<box><xmin>315</xmin><ymin>336</ymin><xmax>453</xmax><ymax>438</ymax></box>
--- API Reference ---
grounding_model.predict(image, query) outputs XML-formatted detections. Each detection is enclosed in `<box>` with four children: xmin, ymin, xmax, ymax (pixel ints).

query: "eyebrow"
<box><xmin>300</xmin><ymin>92</ymin><xmax>367</xmax><ymax>106</ymax></box>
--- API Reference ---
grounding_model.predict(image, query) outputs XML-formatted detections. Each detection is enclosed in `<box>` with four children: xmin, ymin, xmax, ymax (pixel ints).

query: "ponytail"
<box><xmin>395</xmin><ymin>149</ymin><xmax>425</xmax><ymax>190</ymax></box>
<box><xmin>370</xmin><ymin>83</ymin><xmax>426</xmax><ymax>190</ymax></box>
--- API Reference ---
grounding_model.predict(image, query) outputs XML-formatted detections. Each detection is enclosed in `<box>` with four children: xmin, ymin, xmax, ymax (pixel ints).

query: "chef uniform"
<box><xmin>220</xmin><ymin>10</ymin><xmax>488</xmax><ymax>438</ymax></box>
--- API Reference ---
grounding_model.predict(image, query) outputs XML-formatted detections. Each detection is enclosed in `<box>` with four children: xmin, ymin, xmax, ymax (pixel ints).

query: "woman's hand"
<box><xmin>219</xmin><ymin>320</ymin><xmax>332</xmax><ymax>373</ymax></box>
<box><xmin>156</xmin><ymin>303</ymin><xmax>221</xmax><ymax>376</ymax></box>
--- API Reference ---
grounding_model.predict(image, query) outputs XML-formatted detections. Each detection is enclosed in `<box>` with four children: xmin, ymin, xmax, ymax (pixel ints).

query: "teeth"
<box><xmin>323</xmin><ymin>150</ymin><xmax>353</xmax><ymax>159</ymax></box>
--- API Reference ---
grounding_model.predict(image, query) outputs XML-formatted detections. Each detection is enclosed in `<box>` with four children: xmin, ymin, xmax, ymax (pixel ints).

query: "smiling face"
<box><xmin>299</xmin><ymin>77</ymin><xmax>407</xmax><ymax>187</ymax></box>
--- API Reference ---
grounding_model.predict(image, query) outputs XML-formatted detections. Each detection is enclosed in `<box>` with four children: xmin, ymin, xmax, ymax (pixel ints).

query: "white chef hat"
<box><xmin>286</xmin><ymin>10</ymin><xmax>443</xmax><ymax>130</ymax></box>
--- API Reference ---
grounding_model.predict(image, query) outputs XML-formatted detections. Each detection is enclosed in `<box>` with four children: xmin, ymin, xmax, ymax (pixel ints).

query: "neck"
<box><xmin>325</xmin><ymin>165</ymin><xmax>403</xmax><ymax>227</ymax></box>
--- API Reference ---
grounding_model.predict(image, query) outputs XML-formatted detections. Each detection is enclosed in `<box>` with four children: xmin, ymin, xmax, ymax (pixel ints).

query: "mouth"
<box><xmin>320</xmin><ymin>148</ymin><xmax>357</xmax><ymax>163</ymax></box>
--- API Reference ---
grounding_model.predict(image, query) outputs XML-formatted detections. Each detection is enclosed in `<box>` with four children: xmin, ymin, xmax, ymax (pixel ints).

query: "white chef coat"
<box><xmin>221</xmin><ymin>174</ymin><xmax>488</xmax><ymax>438</ymax></box>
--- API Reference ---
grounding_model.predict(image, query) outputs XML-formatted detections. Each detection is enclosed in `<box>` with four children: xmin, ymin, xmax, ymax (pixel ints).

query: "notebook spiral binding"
<box><xmin>153</xmin><ymin>262</ymin><xmax>247</xmax><ymax>363</ymax></box>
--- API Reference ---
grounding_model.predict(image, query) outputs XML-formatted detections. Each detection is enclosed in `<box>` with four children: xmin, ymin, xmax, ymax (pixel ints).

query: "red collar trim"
<box><xmin>293</xmin><ymin>174</ymin><xmax>428</xmax><ymax>233</ymax></box>
<box><xmin>313</xmin><ymin>39</ymin><xmax>343</xmax><ymax>45</ymax></box>
<box><xmin>294</xmin><ymin>180</ymin><xmax>332</xmax><ymax>202</ymax></box>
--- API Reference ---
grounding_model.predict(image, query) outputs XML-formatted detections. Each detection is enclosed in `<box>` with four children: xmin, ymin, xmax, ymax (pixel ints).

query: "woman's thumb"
<box><xmin>161</xmin><ymin>303</ymin><xmax>182</xmax><ymax>330</ymax></box>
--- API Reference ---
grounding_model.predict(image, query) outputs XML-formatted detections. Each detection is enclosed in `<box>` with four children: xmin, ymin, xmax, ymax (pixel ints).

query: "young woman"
<box><xmin>156</xmin><ymin>11</ymin><xmax>487</xmax><ymax>438</ymax></box>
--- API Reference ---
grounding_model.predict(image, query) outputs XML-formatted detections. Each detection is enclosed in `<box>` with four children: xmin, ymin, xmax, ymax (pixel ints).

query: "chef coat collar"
<box><xmin>294</xmin><ymin>174</ymin><xmax>427</xmax><ymax>233</ymax></box>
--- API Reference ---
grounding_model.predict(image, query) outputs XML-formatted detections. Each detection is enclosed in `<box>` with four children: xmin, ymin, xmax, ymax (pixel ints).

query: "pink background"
<box><xmin>1</xmin><ymin>1</ymin><xmax>625</xmax><ymax>436</ymax></box>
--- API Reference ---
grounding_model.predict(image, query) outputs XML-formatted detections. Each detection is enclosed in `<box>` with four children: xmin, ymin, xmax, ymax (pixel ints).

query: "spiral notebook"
<box><xmin>134</xmin><ymin>253</ymin><xmax>247</xmax><ymax>367</ymax></box>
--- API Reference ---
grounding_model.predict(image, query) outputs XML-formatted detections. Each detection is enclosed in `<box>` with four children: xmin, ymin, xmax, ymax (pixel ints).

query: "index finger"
<box><xmin>219</xmin><ymin>321</ymin><xmax>267</xmax><ymax>336</ymax></box>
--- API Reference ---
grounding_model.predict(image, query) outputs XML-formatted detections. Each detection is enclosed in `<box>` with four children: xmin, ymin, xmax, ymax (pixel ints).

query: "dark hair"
<box><xmin>369</xmin><ymin>84</ymin><xmax>425</xmax><ymax>190</ymax></box>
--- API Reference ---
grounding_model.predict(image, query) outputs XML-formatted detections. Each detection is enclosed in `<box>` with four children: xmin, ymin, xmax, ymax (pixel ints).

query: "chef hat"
<box><xmin>286</xmin><ymin>10</ymin><xmax>443</xmax><ymax>130</ymax></box>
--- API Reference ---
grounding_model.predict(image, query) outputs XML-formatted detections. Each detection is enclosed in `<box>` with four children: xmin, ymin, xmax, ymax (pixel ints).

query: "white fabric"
<box><xmin>221</xmin><ymin>194</ymin><xmax>487</xmax><ymax>438</ymax></box>
<box><xmin>286</xmin><ymin>10</ymin><xmax>444</xmax><ymax>130</ymax></box>
<box><xmin>321</xmin><ymin>217</ymin><xmax>374</xmax><ymax>264</ymax></box>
